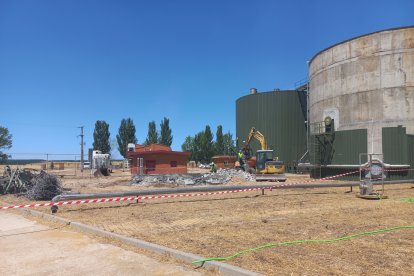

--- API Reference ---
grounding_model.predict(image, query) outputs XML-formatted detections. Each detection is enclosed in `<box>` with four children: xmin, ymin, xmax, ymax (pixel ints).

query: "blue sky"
<box><xmin>1</xmin><ymin>0</ymin><xmax>413</xmax><ymax>159</ymax></box>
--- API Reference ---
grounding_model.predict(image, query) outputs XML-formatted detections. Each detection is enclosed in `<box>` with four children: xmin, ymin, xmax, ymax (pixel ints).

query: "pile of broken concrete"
<box><xmin>130</xmin><ymin>169</ymin><xmax>255</xmax><ymax>186</ymax></box>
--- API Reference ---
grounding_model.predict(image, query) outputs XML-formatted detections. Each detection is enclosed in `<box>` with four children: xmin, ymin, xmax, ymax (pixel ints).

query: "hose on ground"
<box><xmin>401</xmin><ymin>198</ymin><xmax>414</xmax><ymax>202</ymax></box>
<box><xmin>192</xmin><ymin>225</ymin><xmax>414</xmax><ymax>264</ymax></box>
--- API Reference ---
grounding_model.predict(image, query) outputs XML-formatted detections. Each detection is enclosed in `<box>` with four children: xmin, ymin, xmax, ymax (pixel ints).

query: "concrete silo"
<box><xmin>309</xmin><ymin>26</ymin><xmax>414</xmax><ymax>178</ymax></box>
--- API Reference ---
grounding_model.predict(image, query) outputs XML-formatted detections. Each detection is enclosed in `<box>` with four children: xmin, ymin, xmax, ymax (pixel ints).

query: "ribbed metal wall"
<box><xmin>408</xmin><ymin>135</ymin><xmax>414</xmax><ymax>179</ymax></box>
<box><xmin>383</xmin><ymin>126</ymin><xmax>414</xmax><ymax>179</ymax></box>
<box><xmin>382</xmin><ymin>126</ymin><xmax>409</xmax><ymax>164</ymax></box>
<box><xmin>331</xmin><ymin>129</ymin><xmax>367</xmax><ymax>164</ymax></box>
<box><xmin>236</xmin><ymin>91</ymin><xmax>307</xmax><ymax>171</ymax></box>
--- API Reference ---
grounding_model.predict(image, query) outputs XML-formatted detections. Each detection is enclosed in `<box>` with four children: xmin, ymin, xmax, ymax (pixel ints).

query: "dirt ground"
<box><xmin>2</xmin><ymin>169</ymin><xmax>414</xmax><ymax>275</ymax></box>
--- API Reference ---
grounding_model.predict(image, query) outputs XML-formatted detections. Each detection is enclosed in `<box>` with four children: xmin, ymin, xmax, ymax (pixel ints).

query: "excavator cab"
<box><xmin>256</xmin><ymin>150</ymin><xmax>274</xmax><ymax>171</ymax></box>
<box><xmin>256</xmin><ymin>150</ymin><xmax>286</xmax><ymax>174</ymax></box>
<box><xmin>255</xmin><ymin>150</ymin><xmax>286</xmax><ymax>182</ymax></box>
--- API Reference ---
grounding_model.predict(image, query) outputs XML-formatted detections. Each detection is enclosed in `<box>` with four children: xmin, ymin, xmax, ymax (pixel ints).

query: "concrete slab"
<box><xmin>0</xmin><ymin>212</ymin><xmax>201</xmax><ymax>276</ymax></box>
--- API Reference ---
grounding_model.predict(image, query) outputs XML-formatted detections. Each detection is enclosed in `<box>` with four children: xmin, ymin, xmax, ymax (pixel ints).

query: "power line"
<box><xmin>78</xmin><ymin>126</ymin><xmax>84</xmax><ymax>172</ymax></box>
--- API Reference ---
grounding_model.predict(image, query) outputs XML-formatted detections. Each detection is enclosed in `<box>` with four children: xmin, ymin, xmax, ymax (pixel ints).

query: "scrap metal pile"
<box><xmin>0</xmin><ymin>166</ymin><xmax>62</xmax><ymax>200</ymax></box>
<box><xmin>130</xmin><ymin>169</ymin><xmax>255</xmax><ymax>186</ymax></box>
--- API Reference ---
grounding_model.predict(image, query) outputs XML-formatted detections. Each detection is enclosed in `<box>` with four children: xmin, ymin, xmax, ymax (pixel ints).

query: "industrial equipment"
<box><xmin>239</xmin><ymin>127</ymin><xmax>287</xmax><ymax>182</ymax></box>
<box><xmin>92</xmin><ymin>150</ymin><xmax>111</xmax><ymax>176</ymax></box>
<box><xmin>358</xmin><ymin>153</ymin><xmax>387</xmax><ymax>199</ymax></box>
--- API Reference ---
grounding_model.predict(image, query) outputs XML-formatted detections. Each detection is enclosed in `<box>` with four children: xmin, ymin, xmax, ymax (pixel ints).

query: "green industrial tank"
<box><xmin>236</xmin><ymin>89</ymin><xmax>307</xmax><ymax>172</ymax></box>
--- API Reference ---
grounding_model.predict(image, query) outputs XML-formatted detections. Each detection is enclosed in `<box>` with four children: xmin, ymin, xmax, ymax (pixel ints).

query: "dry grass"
<box><xmin>1</xmin><ymin>171</ymin><xmax>414</xmax><ymax>275</ymax></box>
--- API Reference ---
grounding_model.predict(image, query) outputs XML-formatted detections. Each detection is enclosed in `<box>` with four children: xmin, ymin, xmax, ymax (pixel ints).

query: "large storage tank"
<box><xmin>309</xmin><ymin>26</ymin><xmax>414</xmax><ymax>178</ymax></box>
<box><xmin>236</xmin><ymin>90</ymin><xmax>307</xmax><ymax>171</ymax></box>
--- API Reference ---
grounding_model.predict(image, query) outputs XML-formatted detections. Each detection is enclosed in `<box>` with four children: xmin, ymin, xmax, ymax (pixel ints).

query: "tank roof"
<box><xmin>236</xmin><ymin>89</ymin><xmax>297</xmax><ymax>103</ymax></box>
<box><xmin>310</xmin><ymin>25</ymin><xmax>414</xmax><ymax>64</ymax></box>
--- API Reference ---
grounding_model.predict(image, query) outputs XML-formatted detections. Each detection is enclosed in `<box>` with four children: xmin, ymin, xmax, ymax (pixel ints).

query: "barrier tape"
<box><xmin>0</xmin><ymin>170</ymin><xmax>374</xmax><ymax>211</ymax></box>
<box><xmin>289</xmin><ymin>170</ymin><xmax>359</xmax><ymax>185</ymax></box>
<box><xmin>0</xmin><ymin>189</ymin><xmax>264</xmax><ymax>210</ymax></box>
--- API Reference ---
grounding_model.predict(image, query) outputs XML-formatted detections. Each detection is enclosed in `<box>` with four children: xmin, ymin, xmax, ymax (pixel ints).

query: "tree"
<box><xmin>181</xmin><ymin>136</ymin><xmax>194</xmax><ymax>160</ymax></box>
<box><xmin>223</xmin><ymin>131</ymin><xmax>236</xmax><ymax>156</ymax></box>
<box><xmin>0</xmin><ymin>126</ymin><xmax>12</xmax><ymax>160</ymax></box>
<box><xmin>201</xmin><ymin>125</ymin><xmax>214</xmax><ymax>163</ymax></box>
<box><xmin>145</xmin><ymin>121</ymin><xmax>158</xmax><ymax>145</ymax></box>
<box><xmin>159</xmin><ymin>117</ymin><xmax>173</xmax><ymax>146</ymax></box>
<box><xmin>93</xmin><ymin>120</ymin><xmax>111</xmax><ymax>154</ymax></box>
<box><xmin>181</xmin><ymin>131</ymin><xmax>204</xmax><ymax>163</ymax></box>
<box><xmin>193</xmin><ymin>131</ymin><xmax>204</xmax><ymax>162</ymax></box>
<box><xmin>181</xmin><ymin>126</ymin><xmax>235</xmax><ymax>163</ymax></box>
<box><xmin>116</xmin><ymin>118</ymin><xmax>137</xmax><ymax>158</ymax></box>
<box><xmin>214</xmin><ymin>125</ymin><xmax>224</xmax><ymax>155</ymax></box>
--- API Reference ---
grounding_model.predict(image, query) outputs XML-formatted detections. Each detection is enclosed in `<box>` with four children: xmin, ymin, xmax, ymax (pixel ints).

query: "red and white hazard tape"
<box><xmin>289</xmin><ymin>170</ymin><xmax>359</xmax><ymax>185</ymax></box>
<box><xmin>0</xmin><ymin>170</ymin><xmax>361</xmax><ymax>211</ymax></box>
<box><xmin>0</xmin><ymin>189</ymin><xmax>265</xmax><ymax>210</ymax></box>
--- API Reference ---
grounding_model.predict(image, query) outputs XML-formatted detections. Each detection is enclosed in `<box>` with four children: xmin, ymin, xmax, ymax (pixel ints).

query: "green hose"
<box><xmin>192</xmin><ymin>225</ymin><xmax>414</xmax><ymax>264</ymax></box>
<box><xmin>401</xmin><ymin>198</ymin><xmax>414</xmax><ymax>202</ymax></box>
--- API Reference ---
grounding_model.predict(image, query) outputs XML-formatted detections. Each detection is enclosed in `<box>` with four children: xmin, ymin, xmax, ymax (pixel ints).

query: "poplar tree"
<box><xmin>214</xmin><ymin>125</ymin><xmax>224</xmax><ymax>155</ymax></box>
<box><xmin>93</xmin><ymin>120</ymin><xmax>111</xmax><ymax>154</ymax></box>
<box><xmin>202</xmin><ymin>125</ymin><xmax>214</xmax><ymax>163</ymax></box>
<box><xmin>116</xmin><ymin>118</ymin><xmax>137</xmax><ymax>158</ymax></box>
<box><xmin>145</xmin><ymin>121</ymin><xmax>159</xmax><ymax>145</ymax></box>
<box><xmin>159</xmin><ymin>117</ymin><xmax>173</xmax><ymax>146</ymax></box>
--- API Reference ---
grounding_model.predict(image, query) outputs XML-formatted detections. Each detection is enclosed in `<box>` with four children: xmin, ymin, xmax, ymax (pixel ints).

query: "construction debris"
<box><xmin>130</xmin><ymin>169</ymin><xmax>255</xmax><ymax>186</ymax></box>
<box><xmin>0</xmin><ymin>166</ymin><xmax>62</xmax><ymax>200</ymax></box>
<box><xmin>0</xmin><ymin>166</ymin><xmax>35</xmax><ymax>195</ymax></box>
<box><xmin>26</xmin><ymin>171</ymin><xmax>63</xmax><ymax>200</ymax></box>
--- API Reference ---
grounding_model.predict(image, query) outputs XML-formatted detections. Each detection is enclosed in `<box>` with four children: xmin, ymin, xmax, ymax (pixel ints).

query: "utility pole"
<box><xmin>78</xmin><ymin>126</ymin><xmax>84</xmax><ymax>172</ymax></box>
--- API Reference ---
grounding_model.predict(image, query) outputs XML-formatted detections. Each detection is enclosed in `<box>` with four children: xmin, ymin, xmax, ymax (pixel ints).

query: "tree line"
<box><xmin>93</xmin><ymin>117</ymin><xmax>173</xmax><ymax>159</ymax></box>
<box><xmin>181</xmin><ymin>125</ymin><xmax>235</xmax><ymax>164</ymax></box>
<box><xmin>0</xmin><ymin>120</ymin><xmax>235</xmax><ymax>164</ymax></box>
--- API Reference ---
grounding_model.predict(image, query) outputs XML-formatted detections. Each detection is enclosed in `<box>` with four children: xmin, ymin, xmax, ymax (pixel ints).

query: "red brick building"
<box><xmin>211</xmin><ymin>155</ymin><xmax>237</xmax><ymax>169</ymax></box>
<box><xmin>127</xmin><ymin>144</ymin><xmax>190</xmax><ymax>175</ymax></box>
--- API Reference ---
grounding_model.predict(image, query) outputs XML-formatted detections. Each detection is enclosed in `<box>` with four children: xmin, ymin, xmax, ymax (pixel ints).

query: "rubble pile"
<box><xmin>0</xmin><ymin>166</ymin><xmax>35</xmax><ymax>195</ymax></box>
<box><xmin>26</xmin><ymin>171</ymin><xmax>63</xmax><ymax>200</ymax></box>
<box><xmin>0</xmin><ymin>166</ymin><xmax>62</xmax><ymax>200</ymax></box>
<box><xmin>130</xmin><ymin>169</ymin><xmax>255</xmax><ymax>186</ymax></box>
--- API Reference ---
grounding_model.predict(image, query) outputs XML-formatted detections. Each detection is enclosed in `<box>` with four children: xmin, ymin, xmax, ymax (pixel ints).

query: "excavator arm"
<box><xmin>244</xmin><ymin>127</ymin><xmax>268</xmax><ymax>151</ymax></box>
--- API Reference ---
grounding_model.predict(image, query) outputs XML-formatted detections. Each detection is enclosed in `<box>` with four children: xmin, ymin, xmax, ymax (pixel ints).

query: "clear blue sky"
<box><xmin>1</xmin><ymin>0</ymin><xmax>413</xmax><ymax>159</ymax></box>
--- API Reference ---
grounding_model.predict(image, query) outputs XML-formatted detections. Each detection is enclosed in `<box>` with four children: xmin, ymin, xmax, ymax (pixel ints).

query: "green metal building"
<box><xmin>236</xmin><ymin>90</ymin><xmax>307</xmax><ymax>172</ymax></box>
<box><xmin>309</xmin><ymin>126</ymin><xmax>414</xmax><ymax>180</ymax></box>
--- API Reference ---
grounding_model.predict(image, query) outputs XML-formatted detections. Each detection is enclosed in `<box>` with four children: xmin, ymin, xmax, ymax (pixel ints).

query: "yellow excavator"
<box><xmin>238</xmin><ymin>127</ymin><xmax>286</xmax><ymax>182</ymax></box>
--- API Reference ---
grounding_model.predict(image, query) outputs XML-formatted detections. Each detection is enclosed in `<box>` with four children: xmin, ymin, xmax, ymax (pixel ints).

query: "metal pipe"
<box><xmin>52</xmin><ymin>179</ymin><xmax>414</xmax><ymax>202</ymax></box>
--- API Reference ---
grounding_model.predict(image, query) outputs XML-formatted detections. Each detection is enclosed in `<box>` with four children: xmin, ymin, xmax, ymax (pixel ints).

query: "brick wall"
<box><xmin>130</xmin><ymin>153</ymin><xmax>188</xmax><ymax>175</ymax></box>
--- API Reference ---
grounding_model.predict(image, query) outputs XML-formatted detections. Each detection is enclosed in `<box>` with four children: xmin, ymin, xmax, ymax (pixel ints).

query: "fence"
<box><xmin>1</xmin><ymin>152</ymin><xmax>87</xmax><ymax>176</ymax></box>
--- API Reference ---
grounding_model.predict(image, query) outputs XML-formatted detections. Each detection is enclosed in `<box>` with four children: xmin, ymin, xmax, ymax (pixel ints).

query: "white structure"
<box><xmin>92</xmin><ymin>150</ymin><xmax>110</xmax><ymax>170</ymax></box>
